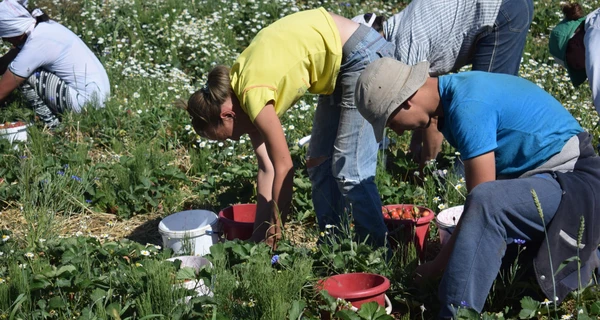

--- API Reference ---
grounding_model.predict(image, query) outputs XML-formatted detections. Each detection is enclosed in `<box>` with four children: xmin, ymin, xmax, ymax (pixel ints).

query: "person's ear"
<box><xmin>220</xmin><ymin>109</ymin><xmax>235</xmax><ymax>121</ymax></box>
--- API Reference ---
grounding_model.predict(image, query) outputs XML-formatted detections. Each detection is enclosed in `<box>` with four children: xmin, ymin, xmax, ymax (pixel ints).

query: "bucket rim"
<box><xmin>318</xmin><ymin>272</ymin><xmax>390</xmax><ymax>300</ymax></box>
<box><xmin>435</xmin><ymin>205</ymin><xmax>464</xmax><ymax>228</ymax></box>
<box><xmin>158</xmin><ymin>210</ymin><xmax>219</xmax><ymax>238</ymax></box>
<box><xmin>0</xmin><ymin>122</ymin><xmax>29</xmax><ymax>132</ymax></box>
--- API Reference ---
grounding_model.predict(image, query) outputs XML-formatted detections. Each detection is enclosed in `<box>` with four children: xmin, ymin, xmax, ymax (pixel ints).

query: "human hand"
<box><xmin>250</xmin><ymin>223</ymin><xmax>281</xmax><ymax>250</ymax></box>
<box><xmin>260</xmin><ymin>223</ymin><xmax>281</xmax><ymax>250</ymax></box>
<box><xmin>414</xmin><ymin>260</ymin><xmax>444</xmax><ymax>288</ymax></box>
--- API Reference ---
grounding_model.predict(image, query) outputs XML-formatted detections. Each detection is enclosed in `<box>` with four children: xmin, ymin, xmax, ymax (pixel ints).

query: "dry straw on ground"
<box><xmin>0</xmin><ymin>203</ymin><xmax>316</xmax><ymax>249</ymax></box>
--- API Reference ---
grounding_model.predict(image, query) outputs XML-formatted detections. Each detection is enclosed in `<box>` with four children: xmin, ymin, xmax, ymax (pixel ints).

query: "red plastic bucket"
<box><xmin>218</xmin><ymin>204</ymin><xmax>256</xmax><ymax>240</ymax></box>
<box><xmin>318</xmin><ymin>273</ymin><xmax>390</xmax><ymax>309</ymax></box>
<box><xmin>382</xmin><ymin>204</ymin><xmax>435</xmax><ymax>259</ymax></box>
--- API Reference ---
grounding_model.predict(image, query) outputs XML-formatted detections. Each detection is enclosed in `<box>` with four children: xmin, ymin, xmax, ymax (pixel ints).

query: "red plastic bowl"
<box><xmin>382</xmin><ymin>204</ymin><xmax>435</xmax><ymax>259</ymax></box>
<box><xmin>218</xmin><ymin>204</ymin><xmax>256</xmax><ymax>241</ymax></box>
<box><xmin>318</xmin><ymin>273</ymin><xmax>390</xmax><ymax>309</ymax></box>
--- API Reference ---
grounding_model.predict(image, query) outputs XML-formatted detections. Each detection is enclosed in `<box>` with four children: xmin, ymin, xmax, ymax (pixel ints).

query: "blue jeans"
<box><xmin>439</xmin><ymin>173</ymin><xmax>561</xmax><ymax>318</ymax></box>
<box><xmin>307</xmin><ymin>25</ymin><xmax>395</xmax><ymax>247</ymax></box>
<box><xmin>471</xmin><ymin>0</ymin><xmax>534</xmax><ymax>75</ymax></box>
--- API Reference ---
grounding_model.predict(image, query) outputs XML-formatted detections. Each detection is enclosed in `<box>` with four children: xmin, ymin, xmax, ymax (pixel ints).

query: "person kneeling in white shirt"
<box><xmin>0</xmin><ymin>0</ymin><xmax>110</xmax><ymax>127</ymax></box>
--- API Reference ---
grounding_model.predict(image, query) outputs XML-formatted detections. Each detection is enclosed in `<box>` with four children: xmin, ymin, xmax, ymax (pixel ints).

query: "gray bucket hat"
<box><xmin>355</xmin><ymin>57</ymin><xmax>430</xmax><ymax>142</ymax></box>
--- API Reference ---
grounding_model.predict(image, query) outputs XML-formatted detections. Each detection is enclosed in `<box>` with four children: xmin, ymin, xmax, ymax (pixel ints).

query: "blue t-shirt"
<box><xmin>438</xmin><ymin>71</ymin><xmax>583</xmax><ymax>177</ymax></box>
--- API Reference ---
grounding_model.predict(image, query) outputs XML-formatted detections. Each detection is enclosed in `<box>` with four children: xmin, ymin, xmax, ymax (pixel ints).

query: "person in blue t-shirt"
<box><xmin>354</xmin><ymin>57</ymin><xmax>600</xmax><ymax>318</ymax></box>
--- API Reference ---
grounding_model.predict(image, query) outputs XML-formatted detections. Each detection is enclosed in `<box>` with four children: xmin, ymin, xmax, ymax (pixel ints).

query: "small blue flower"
<box><xmin>514</xmin><ymin>239</ymin><xmax>526</xmax><ymax>245</ymax></box>
<box><xmin>19</xmin><ymin>155</ymin><xmax>27</xmax><ymax>159</ymax></box>
<box><xmin>271</xmin><ymin>255</ymin><xmax>279</xmax><ymax>265</ymax></box>
<box><xmin>85</xmin><ymin>199</ymin><xmax>92</xmax><ymax>204</ymax></box>
<box><xmin>71</xmin><ymin>175</ymin><xmax>82</xmax><ymax>182</ymax></box>
<box><xmin>460</xmin><ymin>301</ymin><xmax>469</xmax><ymax>307</ymax></box>
<box><xmin>57</xmin><ymin>170</ymin><xmax>65</xmax><ymax>176</ymax></box>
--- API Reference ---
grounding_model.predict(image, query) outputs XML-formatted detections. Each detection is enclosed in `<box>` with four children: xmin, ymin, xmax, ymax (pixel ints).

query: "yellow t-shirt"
<box><xmin>230</xmin><ymin>7</ymin><xmax>342</xmax><ymax>122</ymax></box>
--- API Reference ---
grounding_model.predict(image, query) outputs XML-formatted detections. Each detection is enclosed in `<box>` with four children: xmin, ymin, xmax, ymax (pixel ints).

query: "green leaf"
<box><xmin>9</xmin><ymin>294</ymin><xmax>27</xmax><ymax>319</ymax></box>
<box><xmin>518</xmin><ymin>296</ymin><xmax>539</xmax><ymax>319</ymax></box>
<box><xmin>333</xmin><ymin>255</ymin><xmax>346</xmax><ymax>269</ymax></box>
<box><xmin>288</xmin><ymin>300</ymin><xmax>306</xmax><ymax>320</ymax></box>
<box><xmin>48</xmin><ymin>296</ymin><xmax>66</xmax><ymax>309</ymax></box>
<box><xmin>319</xmin><ymin>291</ymin><xmax>338</xmax><ymax>314</ymax></box>
<box><xmin>56</xmin><ymin>265</ymin><xmax>77</xmax><ymax>277</ymax></box>
<box><xmin>554</xmin><ymin>256</ymin><xmax>580</xmax><ymax>275</ymax></box>
<box><xmin>590</xmin><ymin>301</ymin><xmax>600</xmax><ymax>315</ymax></box>
<box><xmin>30</xmin><ymin>277</ymin><xmax>52</xmax><ymax>290</ymax></box>
<box><xmin>138</xmin><ymin>315</ymin><xmax>166</xmax><ymax>319</ymax></box>
<box><xmin>36</xmin><ymin>299</ymin><xmax>46</xmax><ymax>310</ymax></box>
<box><xmin>90</xmin><ymin>288</ymin><xmax>107</xmax><ymax>304</ymax></box>
<box><xmin>41</xmin><ymin>266</ymin><xmax>57</xmax><ymax>278</ymax></box>
<box><xmin>356</xmin><ymin>301</ymin><xmax>392</xmax><ymax>320</ymax></box>
<box><xmin>61</xmin><ymin>248</ymin><xmax>79</xmax><ymax>263</ymax></box>
<box><xmin>456</xmin><ymin>308</ymin><xmax>480</xmax><ymax>319</ymax></box>
<box><xmin>334</xmin><ymin>309</ymin><xmax>361</xmax><ymax>320</ymax></box>
<box><xmin>231</xmin><ymin>242</ymin><xmax>251</xmax><ymax>259</ymax></box>
<box><xmin>55</xmin><ymin>278</ymin><xmax>72</xmax><ymax>288</ymax></box>
<box><xmin>209</xmin><ymin>243</ymin><xmax>225</xmax><ymax>261</ymax></box>
<box><xmin>176</xmin><ymin>267</ymin><xmax>197</xmax><ymax>280</ymax></box>
<box><xmin>106</xmin><ymin>302</ymin><xmax>122</xmax><ymax>319</ymax></box>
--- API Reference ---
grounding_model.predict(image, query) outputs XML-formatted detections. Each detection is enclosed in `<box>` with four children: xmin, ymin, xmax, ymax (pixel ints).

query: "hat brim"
<box><xmin>372</xmin><ymin>61</ymin><xmax>430</xmax><ymax>142</ymax></box>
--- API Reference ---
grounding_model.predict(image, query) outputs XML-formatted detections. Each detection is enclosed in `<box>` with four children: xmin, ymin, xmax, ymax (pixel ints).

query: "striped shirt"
<box><xmin>384</xmin><ymin>0</ymin><xmax>502</xmax><ymax>76</ymax></box>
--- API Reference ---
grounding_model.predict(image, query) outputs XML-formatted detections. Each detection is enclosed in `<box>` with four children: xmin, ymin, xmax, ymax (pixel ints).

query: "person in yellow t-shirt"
<box><xmin>185</xmin><ymin>8</ymin><xmax>395</xmax><ymax>248</ymax></box>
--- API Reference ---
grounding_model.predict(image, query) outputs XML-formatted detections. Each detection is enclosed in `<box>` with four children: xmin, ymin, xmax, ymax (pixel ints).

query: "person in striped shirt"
<box><xmin>355</xmin><ymin>0</ymin><xmax>534</xmax><ymax>171</ymax></box>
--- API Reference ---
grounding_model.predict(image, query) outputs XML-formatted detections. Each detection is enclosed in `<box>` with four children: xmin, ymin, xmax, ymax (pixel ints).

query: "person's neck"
<box><xmin>230</xmin><ymin>94</ymin><xmax>255</xmax><ymax>135</ymax></box>
<box><xmin>425</xmin><ymin>77</ymin><xmax>443</xmax><ymax>118</ymax></box>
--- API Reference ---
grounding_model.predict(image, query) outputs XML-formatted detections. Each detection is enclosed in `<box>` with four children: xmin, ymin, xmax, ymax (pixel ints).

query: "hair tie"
<box><xmin>201</xmin><ymin>83</ymin><xmax>209</xmax><ymax>94</ymax></box>
<box><xmin>31</xmin><ymin>8</ymin><xmax>43</xmax><ymax>18</ymax></box>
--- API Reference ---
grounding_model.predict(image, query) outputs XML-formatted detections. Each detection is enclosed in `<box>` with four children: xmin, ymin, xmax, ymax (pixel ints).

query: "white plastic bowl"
<box><xmin>167</xmin><ymin>255</ymin><xmax>213</xmax><ymax>297</ymax></box>
<box><xmin>435</xmin><ymin>205</ymin><xmax>464</xmax><ymax>246</ymax></box>
<box><xmin>159</xmin><ymin>210</ymin><xmax>220</xmax><ymax>256</ymax></box>
<box><xmin>0</xmin><ymin>122</ymin><xmax>28</xmax><ymax>148</ymax></box>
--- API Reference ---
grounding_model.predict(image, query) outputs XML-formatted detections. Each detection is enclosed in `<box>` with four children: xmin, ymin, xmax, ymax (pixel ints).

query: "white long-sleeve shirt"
<box><xmin>585</xmin><ymin>8</ymin><xmax>600</xmax><ymax>113</ymax></box>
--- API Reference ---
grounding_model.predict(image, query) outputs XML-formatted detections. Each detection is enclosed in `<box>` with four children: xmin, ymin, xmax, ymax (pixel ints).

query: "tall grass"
<box><xmin>132</xmin><ymin>259</ymin><xmax>190</xmax><ymax>316</ymax></box>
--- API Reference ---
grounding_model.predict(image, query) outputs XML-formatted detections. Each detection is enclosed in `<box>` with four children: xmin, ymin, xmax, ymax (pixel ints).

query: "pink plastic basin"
<box><xmin>318</xmin><ymin>273</ymin><xmax>390</xmax><ymax>309</ymax></box>
<box><xmin>218</xmin><ymin>204</ymin><xmax>256</xmax><ymax>240</ymax></box>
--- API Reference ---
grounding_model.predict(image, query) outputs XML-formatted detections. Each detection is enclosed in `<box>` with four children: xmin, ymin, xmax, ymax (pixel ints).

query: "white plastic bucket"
<box><xmin>0</xmin><ymin>122</ymin><xmax>28</xmax><ymax>147</ymax></box>
<box><xmin>167</xmin><ymin>255</ymin><xmax>213</xmax><ymax>297</ymax></box>
<box><xmin>159</xmin><ymin>210</ymin><xmax>219</xmax><ymax>256</ymax></box>
<box><xmin>435</xmin><ymin>205</ymin><xmax>464</xmax><ymax>246</ymax></box>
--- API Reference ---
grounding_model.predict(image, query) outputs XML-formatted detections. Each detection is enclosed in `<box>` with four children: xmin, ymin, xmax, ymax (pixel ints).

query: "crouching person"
<box><xmin>355</xmin><ymin>57</ymin><xmax>600</xmax><ymax>318</ymax></box>
<box><xmin>0</xmin><ymin>0</ymin><xmax>110</xmax><ymax>127</ymax></box>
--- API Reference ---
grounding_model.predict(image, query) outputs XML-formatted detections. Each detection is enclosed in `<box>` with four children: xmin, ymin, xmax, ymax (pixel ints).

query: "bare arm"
<box><xmin>250</xmin><ymin>102</ymin><xmax>294</xmax><ymax>247</ymax></box>
<box><xmin>463</xmin><ymin>151</ymin><xmax>496</xmax><ymax>192</ymax></box>
<box><xmin>415</xmin><ymin>151</ymin><xmax>496</xmax><ymax>281</ymax></box>
<box><xmin>418</xmin><ymin>116</ymin><xmax>444</xmax><ymax>171</ymax></box>
<box><xmin>248</xmin><ymin>131</ymin><xmax>276</xmax><ymax>243</ymax></box>
<box><xmin>0</xmin><ymin>69</ymin><xmax>26</xmax><ymax>103</ymax></box>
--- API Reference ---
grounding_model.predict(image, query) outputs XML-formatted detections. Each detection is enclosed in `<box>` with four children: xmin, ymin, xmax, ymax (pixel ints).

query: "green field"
<box><xmin>0</xmin><ymin>0</ymin><xmax>599</xmax><ymax>318</ymax></box>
